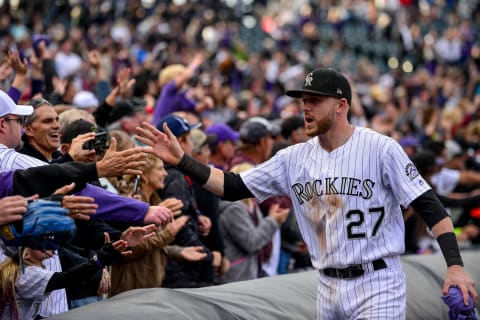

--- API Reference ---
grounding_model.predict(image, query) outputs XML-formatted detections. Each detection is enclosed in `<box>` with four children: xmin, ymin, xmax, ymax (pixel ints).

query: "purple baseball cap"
<box><xmin>399</xmin><ymin>136</ymin><xmax>419</xmax><ymax>148</ymax></box>
<box><xmin>205</xmin><ymin>123</ymin><xmax>239</xmax><ymax>146</ymax></box>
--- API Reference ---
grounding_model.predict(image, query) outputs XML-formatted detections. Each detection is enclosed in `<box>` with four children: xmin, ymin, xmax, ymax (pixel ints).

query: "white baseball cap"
<box><xmin>0</xmin><ymin>90</ymin><xmax>33</xmax><ymax>117</ymax></box>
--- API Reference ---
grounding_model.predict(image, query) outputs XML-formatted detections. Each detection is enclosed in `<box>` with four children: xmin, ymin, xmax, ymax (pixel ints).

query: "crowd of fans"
<box><xmin>0</xmin><ymin>0</ymin><xmax>480</xmax><ymax>318</ymax></box>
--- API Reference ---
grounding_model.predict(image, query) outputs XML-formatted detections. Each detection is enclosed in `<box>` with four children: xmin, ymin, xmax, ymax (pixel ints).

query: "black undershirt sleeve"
<box><xmin>223</xmin><ymin>171</ymin><xmax>254</xmax><ymax>201</ymax></box>
<box><xmin>46</xmin><ymin>243</ymin><xmax>122</xmax><ymax>292</ymax></box>
<box><xmin>46</xmin><ymin>259</ymin><xmax>100</xmax><ymax>292</ymax></box>
<box><xmin>410</xmin><ymin>189</ymin><xmax>449</xmax><ymax>229</ymax></box>
<box><xmin>410</xmin><ymin>190</ymin><xmax>463</xmax><ymax>267</ymax></box>
<box><xmin>13</xmin><ymin>162</ymin><xmax>97</xmax><ymax>197</ymax></box>
<box><xmin>176</xmin><ymin>154</ymin><xmax>253</xmax><ymax>200</ymax></box>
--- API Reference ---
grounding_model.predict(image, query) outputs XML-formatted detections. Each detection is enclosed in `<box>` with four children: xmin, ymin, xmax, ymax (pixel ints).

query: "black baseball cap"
<box><xmin>61</xmin><ymin>119</ymin><xmax>97</xmax><ymax>143</ymax></box>
<box><xmin>285</xmin><ymin>68</ymin><xmax>352</xmax><ymax>105</ymax></box>
<box><xmin>108</xmin><ymin>97</ymin><xmax>146</xmax><ymax>124</ymax></box>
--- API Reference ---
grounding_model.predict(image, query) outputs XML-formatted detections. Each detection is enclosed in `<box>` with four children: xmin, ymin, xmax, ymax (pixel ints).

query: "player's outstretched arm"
<box><xmin>136</xmin><ymin>122</ymin><xmax>227</xmax><ymax>196</ymax></box>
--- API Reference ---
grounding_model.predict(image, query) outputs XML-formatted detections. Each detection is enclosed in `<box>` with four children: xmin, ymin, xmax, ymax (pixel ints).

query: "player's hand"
<box><xmin>443</xmin><ymin>265</ymin><xmax>477</xmax><ymax>305</ymax></box>
<box><xmin>135</xmin><ymin>122</ymin><xmax>185</xmax><ymax>166</ymax></box>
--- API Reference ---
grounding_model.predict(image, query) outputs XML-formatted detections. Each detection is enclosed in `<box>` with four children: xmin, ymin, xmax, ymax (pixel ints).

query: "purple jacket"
<box><xmin>152</xmin><ymin>81</ymin><xmax>196</xmax><ymax>126</ymax></box>
<box><xmin>0</xmin><ymin>163</ymin><xmax>149</xmax><ymax>225</ymax></box>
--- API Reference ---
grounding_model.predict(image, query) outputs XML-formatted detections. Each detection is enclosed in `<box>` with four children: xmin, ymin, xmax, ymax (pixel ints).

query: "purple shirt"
<box><xmin>7</xmin><ymin>87</ymin><xmax>21</xmax><ymax>103</ymax></box>
<box><xmin>152</xmin><ymin>81</ymin><xmax>196</xmax><ymax>126</ymax></box>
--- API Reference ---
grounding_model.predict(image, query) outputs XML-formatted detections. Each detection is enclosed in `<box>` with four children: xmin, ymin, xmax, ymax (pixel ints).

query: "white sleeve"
<box><xmin>0</xmin><ymin>147</ymin><xmax>47</xmax><ymax>171</ymax></box>
<box><xmin>382</xmin><ymin>140</ymin><xmax>431</xmax><ymax>207</ymax></box>
<box><xmin>240</xmin><ymin>149</ymin><xmax>290</xmax><ymax>202</ymax></box>
<box><xmin>16</xmin><ymin>266</ymin><xmax>54</xmax><ymax>299</ymax></box>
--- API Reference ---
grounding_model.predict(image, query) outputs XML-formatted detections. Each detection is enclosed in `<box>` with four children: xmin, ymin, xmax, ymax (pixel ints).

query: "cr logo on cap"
<box><xmin>304</xmin><ymin>72</ymin><xmax>313</xmax><ymax>87</ymax></box>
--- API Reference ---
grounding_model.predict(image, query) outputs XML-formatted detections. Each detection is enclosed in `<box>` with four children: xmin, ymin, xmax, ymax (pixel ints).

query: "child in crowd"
<box><xmin>0</xmin><ymin>227</ymin><xmax>153</xmax><ymax>319</ymax></box>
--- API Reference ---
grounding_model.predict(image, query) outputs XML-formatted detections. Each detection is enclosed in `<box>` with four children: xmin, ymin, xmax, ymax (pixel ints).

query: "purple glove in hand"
<box><xmin>442</xmin><ymin>285</ymin><xmax>477</xmax><ymax>320</ymax></box>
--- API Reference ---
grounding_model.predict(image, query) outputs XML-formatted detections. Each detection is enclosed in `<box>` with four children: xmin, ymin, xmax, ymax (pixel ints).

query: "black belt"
<box><xmin>322</xmin><ymin>258</ymin><xmax>387</xmax><ymax>279</ymax></box>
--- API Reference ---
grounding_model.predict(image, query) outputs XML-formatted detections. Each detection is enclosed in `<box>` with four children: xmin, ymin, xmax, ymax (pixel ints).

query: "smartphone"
<box><xmin>132</xmin><ymin>175</ymin><xmax>141</xmax><ymax>195</ymax></box>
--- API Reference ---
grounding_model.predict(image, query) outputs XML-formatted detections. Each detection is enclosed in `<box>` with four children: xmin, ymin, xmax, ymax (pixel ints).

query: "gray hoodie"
<box><xmin>218</xmin><ymin>200</ymin><xmax>279</xmax><ymax>283</ymax></box>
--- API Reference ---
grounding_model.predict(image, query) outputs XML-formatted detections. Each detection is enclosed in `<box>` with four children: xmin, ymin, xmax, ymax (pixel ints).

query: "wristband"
<box><xmin>437</xmin><ymin>232</ymin><xmax>464</xmax><ymax>267</ymax></box>
<box><xmin>176</xmin><ymin>154</ymin><xmax>210</xmax><ymax>185</ymax></box>
<box><xmin>92</xmin><ymin>254</ymin><xmax>104</xmax><ymax>269</ymax></box>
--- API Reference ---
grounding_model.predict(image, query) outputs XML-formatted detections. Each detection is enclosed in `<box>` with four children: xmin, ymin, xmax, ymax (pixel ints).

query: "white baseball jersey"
<box><xmin>241</xmin><ymin>127</ymin><xmax>431</xmax><ymax>270</ymax></box>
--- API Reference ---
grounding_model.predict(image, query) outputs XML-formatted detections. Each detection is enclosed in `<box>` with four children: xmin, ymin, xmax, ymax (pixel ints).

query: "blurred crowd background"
<box><xmin>1</xmin><ymin>0</ymin><xmax>480</xmax><ymax>292</ymax></box>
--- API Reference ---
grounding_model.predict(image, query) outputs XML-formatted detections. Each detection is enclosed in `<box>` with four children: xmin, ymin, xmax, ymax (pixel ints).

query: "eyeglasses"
<box><xmin>4</xmin><ymin>117</ymin><xmax>26</xmax><ymax>126</ymax></box>
<box><xmin>30</xmin><ymin>98</ymin><xmax>52</xmax><ymax>108</ymax></box>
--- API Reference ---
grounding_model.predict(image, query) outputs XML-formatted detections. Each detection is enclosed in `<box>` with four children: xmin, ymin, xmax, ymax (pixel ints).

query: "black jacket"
<box><xmin>160</xmin><ymin>166</ymin><xmax>214</xmax><ymax>288</ymax></box>
<box><xmin>18</xmin><ymin>140</ymin><xmax>73</xmax><ymax>164</ymax></box>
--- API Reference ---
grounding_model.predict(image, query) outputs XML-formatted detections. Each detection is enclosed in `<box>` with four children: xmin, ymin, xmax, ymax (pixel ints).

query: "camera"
<box><xmin>82</xmin><ymin>131</ymin><xmax>109</xmax><ymax>154</ymax></box>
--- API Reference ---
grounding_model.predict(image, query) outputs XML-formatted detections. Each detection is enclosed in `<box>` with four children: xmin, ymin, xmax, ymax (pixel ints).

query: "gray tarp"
<box><xmin>49</xmin><ymin>252</ymin><xmax>480</xmax><ymax>320</ymax></box>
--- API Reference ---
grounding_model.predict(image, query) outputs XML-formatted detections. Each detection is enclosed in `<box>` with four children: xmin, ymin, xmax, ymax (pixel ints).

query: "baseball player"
<box><xmin>136</xmin><ymin>68</ymin><xmax>477</xmax><ymax>319</ymax></box>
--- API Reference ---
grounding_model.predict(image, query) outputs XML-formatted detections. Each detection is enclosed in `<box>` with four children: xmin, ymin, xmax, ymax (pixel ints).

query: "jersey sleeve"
<box><xmin>382</xmin><ymin>140</ymin><xmax>431</xmax><ymax>208</ymax></box>
<box><xmin>16</xmin><ymin>265</ymin><xmax>54</xmax><ymax>299</ymax></box>
<box><xmin>240</xmin><ymin>149</ymin><xmax>290</xmax><ymax>203</ymax></box>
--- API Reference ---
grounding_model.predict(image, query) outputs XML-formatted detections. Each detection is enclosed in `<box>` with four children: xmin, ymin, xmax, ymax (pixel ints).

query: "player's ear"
<box><xmin>337</xmin><ymin>98</ymin><xmax>348</xmax><ymax>112</ymax></box>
